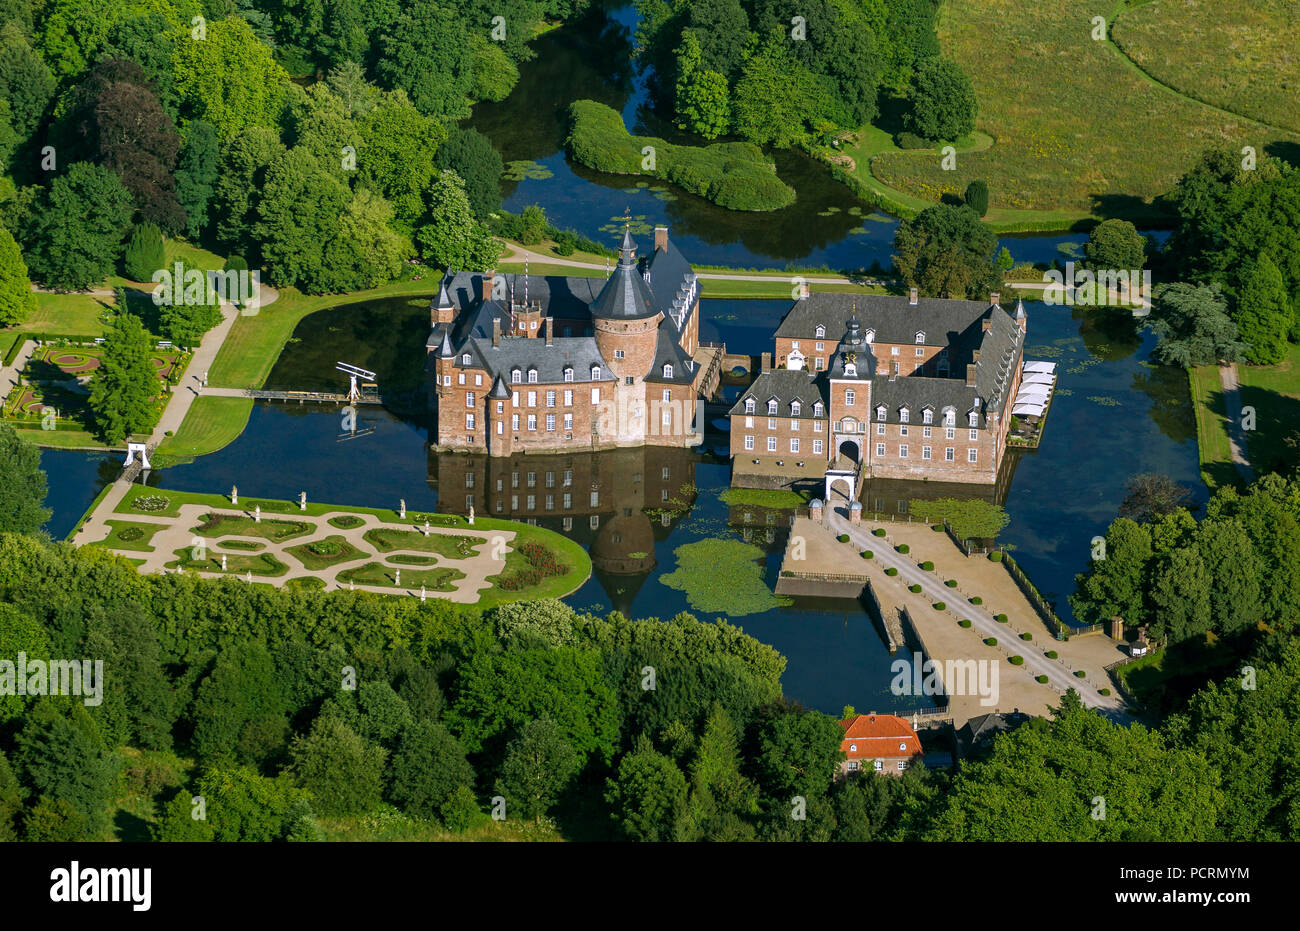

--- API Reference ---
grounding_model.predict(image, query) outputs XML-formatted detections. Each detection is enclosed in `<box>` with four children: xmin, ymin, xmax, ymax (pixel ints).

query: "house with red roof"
<box><xmin>839</xmin><ymin>713</ymin><xmax>922</xmax><ymax>777</ymax></box>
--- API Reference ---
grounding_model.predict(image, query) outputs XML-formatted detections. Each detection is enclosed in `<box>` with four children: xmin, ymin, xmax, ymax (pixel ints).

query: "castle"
<box><xmin>729</xmin><ymin>289</ymin><xmax>1027</xmax><ymax>490</ymax></box>
<box><xmin>427</xmin><ymin>226</ymin><xmax>720</xmax><ymax>455</ymax></box>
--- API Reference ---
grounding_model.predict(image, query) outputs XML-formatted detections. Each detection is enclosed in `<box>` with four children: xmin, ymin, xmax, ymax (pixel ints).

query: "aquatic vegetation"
<box><xmin>660</xmin><ymin>538</ymin><xmax>791</xmax><ymax>616</ymax></box>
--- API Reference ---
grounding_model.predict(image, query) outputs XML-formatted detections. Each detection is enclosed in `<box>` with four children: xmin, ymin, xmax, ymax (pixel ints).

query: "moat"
<box><xmin>39</xmin><ymin>295</ymin><xmax>1204</xmax><ymax>715</ymax></box>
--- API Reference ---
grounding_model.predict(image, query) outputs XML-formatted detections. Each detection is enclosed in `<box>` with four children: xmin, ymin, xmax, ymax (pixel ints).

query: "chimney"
<box><xmin>544</xmin><ymin>317</ymin><xmax>553</xmax><ymax>347</ymax></box>
<box><xmin>990</xmin><ymin>291</ymin><xmax>1001</xmax><ymax>308</ymax></box>
<box><xmin>480</xmin><ymin>271</ymin><xmax>495</xmax><ymax>302</ymax></box>
<box><xmin>982</xmin><ymin>318</ymin><xmax>993</xmax><ymax>333</ymax></box>
<box><xmin>908</xmin><ymin>287</ymin><xmax>918</xmax><ymax>305</ymax></box>
<box><xmin>654</xmin><ymin>225</ymin><xmax>668</xmax><ymax>252</ymax></box>
<box><xmin>492</xmin><ymin>317</ymin><xmax>501</xmax><ymax>347</ymax></box>
<box><xmin>966</xmin><ymin>363</ymin><xmax>978</xmax><ymax>387</ymax></box>
<box><xmin>761</xmin><ymin>351</ymin><xmax>773</xmax><ymax>372</ymax></box>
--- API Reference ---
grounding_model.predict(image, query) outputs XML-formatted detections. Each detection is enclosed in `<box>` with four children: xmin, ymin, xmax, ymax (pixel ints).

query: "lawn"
<box><xmin>865</xmin><ymin>0</ymin><xmax>1298</xmax><ymax>217</ymax></box>
<box><xmin>1112</xmin><ymin>0</ymin><xmax>1300</xmax><ymax>133</ymax></box>
<box><xmin>337</xmin><ymin>562</ymin><xmax>465</xmax><ymax>590</ymax></box>
<box><xmin>363</xmin><ymin>527</ymin><xmax>488</xmax><ymax>559</ymax></box>
<box><xmin>285</xmin><ymin>535</ymin><xmax>368</xmax><ymax>570</ymax></box>
<box><xmin>168</xmin><ymin>547</ymin><xmax>290</xmax><ymax>577</ymax></box>
<box><xmin>1188</xmin><ymin>364</ymin><xmax>1237</xmax><ymax>490</ymax></box>
<box><xmin>190</xmin><ymin>512</ymin><xmax>314</xmax><ymax>542</ymax></box>
<box><xmin>10</xmin><ymin>291</ymin><xmax>116</xmax><ymax>338</ymax></box>
<box><xmin>207</xmin><ymin>277</ymin><xmax>437</xmax><ymax>388</ymax></box>
<box><xmin>1238</xmin><ymin>344</ymin><xmax>1300</xmax><ymax>476</ymax></box>
<box><xmin>93</xmin><ymin>520</ymin><xmax>171</xmax><ymax>552</ymax></box>
<box><xmin>153</xmin><ymin>396</ymin><xmax>254</xmax><ymax>465</ymax></box>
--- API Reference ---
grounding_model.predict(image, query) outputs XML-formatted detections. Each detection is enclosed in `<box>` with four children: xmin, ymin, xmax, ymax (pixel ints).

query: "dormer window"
<box><xmin>922</xmin><ymin>408</ymin><xmax>933</xmax><ymax>425</ymax></box>
<box><xmin>943</xmin><ymin>408</ymin><xmax>955</xmax><ymax>426</ymax></box>
<box><xmin>745</xmin><ymin>397</ymin><xmax>755</xmax><ymax>414</ymax></box>
<box><xmin>969</xmin><ymin>410</ymin><xmax>979</xmax><ymax>427</ymax></box>
<box><xmin>563</xmin><ymin>367</ymin><xmax>573</xmax><ymax>382</ymax></box>
<box><xmin>510</xmin><ymin>368</ymin><xmax>521</xmax><ymax>384</ymax></box>
<box><xmin>591</xmin><ymin>365</ymin><xmax>601</xmax><ymax>380</ymax></box>
<box><xmin>527</xmin><ymin>368</ymin><xmax>538</xmax><ymax>384</ymax></box>
<box><xmin>790</xmin><ymin>400</ymin><xmax>801</xmax><ymax>416</ymax></box>
<box><xmin>767</xmin><ymin>399</ymin><xmax>778</xmax><ymax>415</ymax></box>
<box><xmin>864</xmin><ymin>328</ymin><xmax>874</xmax><ymax>343</ymax></box>
<box><xmin>462</xmin><ymin>353</ymin><xmax>471</xmax><ymax>365</ymax></box>
<box><xmin>900</xmin><ymin>407</ymin><xmax>909</xmax><ymax>423</ymax></box>
<box><xmin>815</xmin><ymin>324</ymin><xmax>826</xmax><ymax>339</ymax></box>
<box><xmin>813</xmin><ymin>402</ymin><xmax>824</xmax><ymax>417</ymax></box>
<box><xmin>876</xmin><ymin>405</ymin><xmax>886</xmax><ymax>422</ymax></box>
<box><xmin>663</xmin><ymin>363</ymin><xmax>673</xmax><ymax>378</ymax></box>
<box><xmin>915</xmin><ymin>331</ymin><xmax>925</xmax><ymax>344</ymax></box>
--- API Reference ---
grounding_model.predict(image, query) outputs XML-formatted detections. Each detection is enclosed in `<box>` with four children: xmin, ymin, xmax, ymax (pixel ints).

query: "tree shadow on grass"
<box><xmin>1238</xmin><ymin>382</ymin><xmax>1300</xmax><ymax>477</ymax></box>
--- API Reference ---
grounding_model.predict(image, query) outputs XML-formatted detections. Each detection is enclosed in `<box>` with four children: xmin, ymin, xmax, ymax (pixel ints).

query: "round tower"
<box><xmin>591</xmin><ymin>229</ymin><xmax>662</xmax><ymax>381</ymax></box>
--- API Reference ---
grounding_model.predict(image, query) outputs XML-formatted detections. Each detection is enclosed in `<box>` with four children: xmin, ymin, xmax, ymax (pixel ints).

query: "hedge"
<box><xmin>566</xmin><ymin>100</ymin><xmax>796</xmax><ymax>211</ymax></box>
<box><xmin>3</xmin><ymin>334</ymin><xmax>26</xmax><ymax>367</ymax></box>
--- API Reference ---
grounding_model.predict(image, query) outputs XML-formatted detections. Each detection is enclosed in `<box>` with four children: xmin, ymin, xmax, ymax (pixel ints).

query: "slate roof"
<box><xmin>461</xmin><ymin>336</ymin><xmax>616</xmax><ymax>385</ymax></box>
<box><xmin>729</xmin><ymin>370</ymin><xmax>828</xmax><ymax>419</ymax></box>
<box><xmin>591</xmin><ymin>231</ymin><xmax>659</xmax><ymax>320</ymax></box>
<box><xmin>869</xmin><ymin>375</ymin><xmax>984</xmax><ymax>427</ymax></box>
<box><xmin>775</xmin><ymin>292</ymin><xmax>998</xmax><ymax>345</ymax></box>
<box><xmin>643</xmin><ymin>325</ymin><xmax>698</xmax><ymax>385</ymax></box>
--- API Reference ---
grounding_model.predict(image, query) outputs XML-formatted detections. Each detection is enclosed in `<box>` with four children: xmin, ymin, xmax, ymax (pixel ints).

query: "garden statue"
<box><xmin>400</xmin><ymin>498</ymin><xmax>406</xmax><ymax>519</ymax></box>
<box><xmin>468</xmin><ymin>505</ymin><xmax>475</xmax><ymax>526</ymax></box>
<box><xmin>300</xmin><ymin>491</ymin><xmax>307</xmax><ymax>511</ymax></box>
<box><xmin>221</xmin><ymin>555</ymin><xmax>227</xmax><ymax>571</ymax></box>
<box><xmin>231</xmin><ymin>485</ymin><xmax>237</xmax><ymax>504</ymax></box>
<box><xmin>420</xmin><ymin>586</ymin><xmax>426</xmax><ymax>602</ymax></box>
<box><xmin>395</xmin><ymin>569</ymin><xmax>401</xmax><ymax>586</ymax></box>
<box><xmin>254</xmin><ymin>505</ymin><xmax>260</xmax><ymax>522</ymax></box>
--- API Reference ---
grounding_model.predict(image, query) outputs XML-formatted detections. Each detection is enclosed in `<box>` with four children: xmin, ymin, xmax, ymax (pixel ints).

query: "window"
<box><xmin>563</xmin><ymin>367</ymin><xmax>573</xmax><ymax>382</ymax></box>
<box><xmin>813</xmin><ymin>402</ymin><xmax>823</xmax><ymax>417</ymax></box>
<box><xmin>546</xmin><ymin>414</ymin><xmax>555</xmax><ymax>431</ymax></box>
<box><xmin>899</xmin><ymin>444</ymin><xmax>908</xmax><ymax>458</ymax></box>
<box><xmin>922</xmin><ymin>446</ymin><xmax>932</xmax><ymax>460</ymax></box>
<box><xmin>563</xmin><ymin>493</ymin><xmax>572</xmax><ymax>509</ymax></box>
<box><xmin>944</xmin><ymin>409</ymin><xmax>956</xmax><ymax>426</ymax></box>
<box><xmin>462</xmin><ymin>353</ymin><xmax>471</xmax><ymax>364</ymax></box>
<box><xmin>465</xmin><ymin>414</ymin><xmax>475</xmax><ymax>430</ymax></box>
<box><xmin>791</xmin><ymin>340</ymin><xmax>800</xmax><ymax>349</ymax></box>
<box><xmin>591</xmin><ymin>366</ymin><xmax>601</xmax><ymax>380</ymax></box>
<box><xmin>790</xmin><ymin>400</ymin><xmax>801</xmax><ymax>416</ymax></box>
<box><xmin>815</xmin><ymin>325</ymin><xmax>825</xmax><ymax>338</ymax></box>
<box><xmin>511</xmin><ymin>368</ymin><xmax>521</xmax><ymax>384</ymax></box>
<box><xmin>591</xmin><ymin>388</ymin><xmax>601</xmax><ymax>404</ymax></box>
<box><xmin>790</xmin><ymin>438</ymin><xmax>799</xmax><ymax>453</ymax></box>
<box><xmin>768</xmin><ymin>418</ymin><xmax>776</xmax><ymax>430</ymax></box>
<box><xmin>899</xmin><ymin>407</ymin><xmax>909</xmax><ymax>423</ymax></box>
<box><xmin>590</xmin><ymin>491</ymin><xmax>600</xmax><ymax>507</ymax></box>
<box><xmin>898</xmin><ymin>761</ymin><xmax>907</xmax><ymax>771</ymax></box>
<box><xmin>496</xmin><ymin>422</ymin><xmax>503</xmax><ymax>435</ymax></box>
<box><xmin>874</xmin><ymin>760</ymin><xmax>883</xmax><ymax>772</ymax></box>
<box><xmin>526</xmin><ymin>472</ymin><xmax>536</xmax><ymax>488</ymax></box>
<box><xmin>443</xmin><ymin>375</ymin><xmax>450</xmax><ymax>386</ymax></box>
<box><xmin>625</xmin><ymin>376</ymin><xmax>633</xmax><ymax>385</ymax></box>
<box><xmin>791</xmin><ymin>419</ymin><xmax>799</xmax><ymax>432</ymax></box>
<box><xmin>969</xmin><ymin>428</ymin><xmax>978</xmax><ymax>441</ymax></box>
<box><xmin>968</xmin><ymin>448</ymin><xmax>978</xmax><ymax>463</ymax></box>
<box><xmin>662</xmin><ymin>390</ymin><xmax>671</xmax><ymax>403</ymax></box>
<box><xmin>900</xmin><ymin>425</ymin><xmax>908</xmax><ymax>437</ymax></box>
<box><xmin>915</xmin><ymin>331</ymin><xmax>925</xmax><ymax>344</ymax></box>
<box><xmin>475</xmin><ymin>374</ymin><xmax>482</xmax><ymax>386</ymax></box>
<box><xmin>813</xmin><ymin>421</ymin><xmax>822</xmax><ymax>433</ymax></box>
<box><xmin>458</xmin><ymin>373</ymin><xmax>465</xmax><ymax>385</ymax></box>
<box><xmin>845</xmin><ymin>389</ymin><xmax>855</xmax><ymax>406</ymax></box>
<box><xmin>511</xmin><ymin>414</ymin><xmax>519</xmax><ymax>430</ymax></box>
<box><xmin>744</xmin><ymin>435</ymin><xmax>754</xmax><ymax>450</ymax></box>
<box><xmin>945</xmin><ymin>447</ymin><xmax>955</xmax><ymax>461</ymax></box>
<box><xmin>563</xmin><ymin>413</ymin><xmax>573</xmax><ymax>431</ymax></box>
<box><xmin>745</xmin><ymin>397</ymin><xmax>755</xmax><ymax>414</ymax></box>
<box><xmin>946</xmin><ymin>427</ymin><xmax>955</xmax><ymax>439</ymax></box>
<box><xmin>916</xmin><ymin>347</ymin><xmax>924</xmax><ymax>357</ymax></box>
<box><xmin>745</xmin><ymin>416</ymin><xmax>753</xmax><ymax>428</ymax></box>
<box><xmin>767</xmin><ymin>436</ymin><xmax>777</xmax><ymax>452</ymax></box>
<box><xmin>662</xmin><ymin>407</ymin><xmax>672</xmax><ymax>427</ymax></box>
<box><xmin>496</xmin><ymin>401</ymin><xmax>504</xmax><ymax>414</ymax></box>
<box><xmin>546</xmin><ymin>390</ymin><xmax>555</xmax><ymax>408</ymax></box>
<box><xmin>767</xmin><ymin>399</ymin><xmax>778</xmax><ymax>415</ymax></box>
<box><xmin>614</xmin><ymin>349</ymin><xmax>625</xmax><ymax>359</ymax></box>
<box><xmin>969</xmin><ymin>411</ymin><xmax>979</xmax><ymax>427</ymax></box>
<box><xmin>527</xmin><ymin>414</ymin><xmax>537</xmax><ymax>430</ymax></box>
<box><xmin>864</xmin><ymin>328</ymin><xmax>875</xmax><ymax>343</ymax></box>
<box><xmin>663</xmin><ymin>364</ymin><xmax>673</xmax><ymax>378</ymax></box>
<box><xmin>526</xmin><ymin>495</ymin><xmax>535</xmax><ymax>509</ymax></box>
<box><xmin>545</xmin><ymin>472</ymin><xmax>555</xmax><ymax>488</ymax></box>
<box><xmin>891</xmin><ymin>346</ymin><xmax>899</xmax><ymax>356</ymax></box>
<box><xmin>815</xmin><ymin>341</ymin><xmax>824</xmax><ymax>352</ymax></box>
<box><xmin>876</xmin><ymin>443</ymin><xmax>886</xmax><ymax>457</ymax></box>
<box><xmin>527</xmin><ymin>369</ymin><xmax>537</xmax><ymax>384</ymax></box>
<box><xmin>564</xmin><ymin>390</ymin><xmax>573</xmax><ymax>407</ymax></box>
<box><xmin>814</xmin><ymin>357</ymin><xmax>824</xmax><ymax>370</ymax></box>
<box><xmin>877</xmin><ymin>423</ymin><xmax>885</xmax><ymax>435</ymax></box>
<box><xmin>876</xmin><ymin>406</ymin><xmax>886</xmax><ymax>422</ymax></box>
<box><xmin>512</xmin><ymin>391</ymin><xmax>519</xmax><ymax>406</ymax></box>
<box><xmin>847</xmin><ymin>760</ymin><xmax>858</xmax><ymax>772</ymax></box>
<box><xmin>922</xmin><ymin>409</ymin><xmax>933</xmax><ymax>425</ymax></box>
<box><xmin>527</xmin><ymin>391</ymin><xmax>536</xmax><ymax>407</ymax></box>
<box><xmin>923</xmin><ymin>426</ymin><xmax>932</xmax><ymax>438</ymax></box>
<box><xmin>465</xmin><ymin>392</ymin><xmax>475</xmax><ymax>407</ymax></box>
<box><xmin>813</xmin><ymin>439</ymin><xmax>823</xmax><ymax>454</ymax></box>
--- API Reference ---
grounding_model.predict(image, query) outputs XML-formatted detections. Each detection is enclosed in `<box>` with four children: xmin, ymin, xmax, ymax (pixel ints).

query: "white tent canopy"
<box><xmin>1023</xmin><ymin>361</ymin><xmax>1057</xmax><ymax>374</ymax></box>
<box><xmin>1016</xmin><ymin>386</ymin><xmax>1052</xmax><ymax>400</ymax></box>
<box><xmin>1021</xmin><ymin>372</ymin><xmax>1056</xmax><ymax>386</ymax></box>
<box><xmin>1013</xmin><ymin>402</ymin><xmax>1047</xmax><ymax>417</ymax></box>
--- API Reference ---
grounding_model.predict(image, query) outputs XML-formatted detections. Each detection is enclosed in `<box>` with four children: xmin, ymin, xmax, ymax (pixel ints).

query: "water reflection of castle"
<box><xmin>427</xmin><ymin>445</ymin><xmax>698</xmax><ymax>612</ymax></box>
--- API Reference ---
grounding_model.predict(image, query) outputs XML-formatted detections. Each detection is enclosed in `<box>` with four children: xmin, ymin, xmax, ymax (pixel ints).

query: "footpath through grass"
<box><xmin>1188</xmin><ymin>365</ymin><xmax>1236</xmax><ymax>491</ymax></box>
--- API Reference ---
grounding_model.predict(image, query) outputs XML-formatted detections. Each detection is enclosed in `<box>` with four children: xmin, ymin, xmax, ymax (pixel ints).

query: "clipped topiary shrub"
<box><xmin>873</xmin><ymin>528</ymin><xmax>887</xmax><ymax>537</ymax></box>
<box><xmin>837</xmin><ymin>533</ymin><xmax>850</xmax><ymax>543</ymax></box>
<box><xmin>1036</xmin><ymin>674</ymin><xmax>1049</xmax><ymax>684</ymax></box>
<box><xmin>1045</xmin><ymin>650</ymin><xmax>1058</xmax><ymax>659</ymax></box>
<box><xmin>989</xmin><ymin>551</ymin><xmax>1004</xmax><ymax>562</ymax></box>
<box><xmin>885</xmin><ymin>567</ymin><xmax>898</xmax><ymax>576</ymax></box>
<box><xmin>1099</xmin><ymin>688</ymin><xmax>1112</xmax><ymax>696</ymax></box>
<box><xmin>1008</xmin><ymin>655</ymin><xmax>1024</xmax><ymax>665</ymax></box>
<box><xmin>995</xmin><ymin>613</ymin><xmax>1008</xmax><ymax>623</ymax></box>
<box><xmin>1074</xmin><ymin>669</ymin><xmax>1087</xmax><ymax>678</ymax></box>
<box><xmin>920</xmin><ymin>560</ymin><xmax>934</xmax><ymax>571</ymax></box>
<box><xmin>945</xmin><ymin>579</ymin><xmax>957</xmax><ymax>587</ymax></box>
<box><xmin>897</xmin><ymin>544</ymin><xmax>910</xmax><ymax>554</ymax></box>
<box><xmin>970</xmin><ymin>596</ymin><xmax>983</xmax><ymax>605</ymax></box>
<box><xmin>984</xmin><ymin>637</ymin><xmax>997</xmax><ymax>647</ymax></box>
<box><xmin>909</xmin><ymin>583</ymin><xmax>922</xmax><ymax>593</ymax></box>
<box><xmin>933</xmin><ymin>601</ymin><xmax>946</xmax><ymax>610</ymax></box>
<box><xmin>1019</xmin><ymin>632</ymin><xmax>1032</xmax><ymax>641</ymax></box>
<box><xmin>958</xmin><ymin>619</ymin><xmax>972</xmax><ymax>628</ymax></box>
<box><xmin>860</xmin><ymin>550</ymin><xmax>873</xmax><ymax>559</ymax></box>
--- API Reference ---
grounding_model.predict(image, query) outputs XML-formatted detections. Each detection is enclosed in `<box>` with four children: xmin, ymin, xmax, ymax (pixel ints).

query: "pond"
<box><xmin>468</xmin><ymin>4</ymin><xmax>1166</xmax><ymax>272</ymax></box>
<box><xmin>38</xmin><ymin>293</ymin><xmax>1203</xmax><ymax>714</ymax></box>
